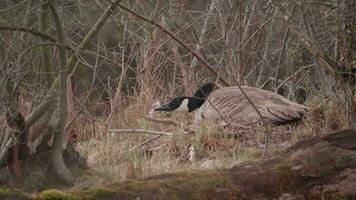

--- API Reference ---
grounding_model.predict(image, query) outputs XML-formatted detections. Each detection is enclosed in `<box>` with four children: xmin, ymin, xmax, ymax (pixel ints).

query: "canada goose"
<box><xmin>155</xmin><ymin>83</ymin><xmax>309</xmax><ymax>124</ymax></box>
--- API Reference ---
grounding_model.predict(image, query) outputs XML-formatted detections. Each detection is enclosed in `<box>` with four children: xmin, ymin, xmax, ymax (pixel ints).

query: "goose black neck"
<box><xmin>193</xmin><ymin>82</ymin><xmax>215</xmax><ymax>99</ymax></box>
<box><xmin>187</xmin><ymin>97</ymin><xmax>206</xmax><ymax>112</ymax></box>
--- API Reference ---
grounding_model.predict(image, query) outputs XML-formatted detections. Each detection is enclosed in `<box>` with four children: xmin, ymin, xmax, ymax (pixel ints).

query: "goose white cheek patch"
<box><xmin>174</xmin><ymin>98</ymin><xmax>189</xmax><ymax>112</ymax></box>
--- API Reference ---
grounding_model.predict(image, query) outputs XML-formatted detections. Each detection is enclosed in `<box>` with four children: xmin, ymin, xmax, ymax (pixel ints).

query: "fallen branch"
<box><xmin>108</xmin><ymin>129</ymin><xmax>171</xmax><ymax>136</ymax></box>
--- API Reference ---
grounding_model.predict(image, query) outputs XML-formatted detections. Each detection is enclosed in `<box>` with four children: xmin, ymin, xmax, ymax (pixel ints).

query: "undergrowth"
<box><xmin>70</xmin><ymin>91</ymin><xmax>351</xmax><ymax>190</ymax></box>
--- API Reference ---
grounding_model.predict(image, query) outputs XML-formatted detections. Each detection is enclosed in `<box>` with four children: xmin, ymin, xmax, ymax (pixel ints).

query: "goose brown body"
<box><xmin>195</xmin><ymin>86</ymin><xmax>309</xmax><ymax>124</ymax></box>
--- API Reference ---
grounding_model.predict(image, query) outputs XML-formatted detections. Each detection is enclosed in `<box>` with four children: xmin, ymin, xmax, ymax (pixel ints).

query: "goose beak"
<box><xmin>154</xmin><ymin>102</ymin><xmax>172</xmax><ymax>111</ymax></box>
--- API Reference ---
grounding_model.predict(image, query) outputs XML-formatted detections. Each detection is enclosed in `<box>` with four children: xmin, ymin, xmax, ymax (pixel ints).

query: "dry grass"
<box><xmin>69</xmin><ymin>91</ymin><xmax>351</xmax><ymax>190</ymax></box>
<box><xmin>72</xmin><ymin>94</ymin><xmax>258</xmax><ymax>186</ymax></box>
<box><xmin>0</xmin><ymin>86</ymin><xmax>350</xmax><ymax>191</ymax></box>
<box><xmin>293</xmin><ymin>94</ymin><xmax>350</xmax><ymax>141</ymax></box>
<box><xmin>2</xmin><ymin>88</ymin><xmax>350</xmax><ymax>189</ymax></box>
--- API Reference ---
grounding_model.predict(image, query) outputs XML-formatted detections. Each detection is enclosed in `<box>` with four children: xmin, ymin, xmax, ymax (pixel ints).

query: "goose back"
<box><xmin>196</xmin><ymin>86</ymin><xmax>308</xmax><ymax>124</ymax></box>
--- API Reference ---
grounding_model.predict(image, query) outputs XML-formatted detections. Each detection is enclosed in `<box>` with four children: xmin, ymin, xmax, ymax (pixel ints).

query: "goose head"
<box><xmin>155</xmin><ymin>97</ymin><xmax>202</xmax><ymax>113</ymax></box>
<box><xmin>155</xmin><ymin>82</ymin><xmax>216</xmax><ymax>113</ymax></box>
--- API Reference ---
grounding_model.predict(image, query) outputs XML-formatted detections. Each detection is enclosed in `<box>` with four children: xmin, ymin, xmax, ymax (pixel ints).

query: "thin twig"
<box><xmin>118</xmin><ymin>3</ymin><xmax>229</xmax><ymax>86</ymax></box>
<box><xmin>272</xmin><ymin>2</ymin><xmax>338</xmax><ymax>74</ymax></box>
<box><xmin>274</xmin><ymin>25</ymin><xmax>291</xmax><ymax>89</ymax></box>
<box><xmin>190</xmin><ymin>0</ymin><xmax>217</xmax><ymax>70</ymax></box>
<box><xmin>274</xmin><ymin>64</ymin><xmax>315</xmax><ymax>93</ymax></box>
<box><xmin>305</xmin><ymin>94</ymin><xmax>333</xmax><ymax>116</ymax></box>
<box><xmin>128</xmin><ymin>135</ymin><xmax>162</xmax><ymax>152</ymax></box>
<box><xmin>226</xmin><ymin>67</ymin><xmax>271</xmax><ymax>158</ymax></box>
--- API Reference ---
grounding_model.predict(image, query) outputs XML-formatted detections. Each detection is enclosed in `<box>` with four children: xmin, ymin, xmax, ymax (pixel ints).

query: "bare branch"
<box><xmin>0</xmin><ymin>25</ymin><xmax>56</xmax><ymax>42</ymax></box>
<box><xmin>272</xmin><ymin>1</ymin><xmax>339</xmax><ymax>74</ymax></box>
<box><xmin>275</xmin><ymin>64</ymin><xmax>315</xmax><ymax>93</ymax></box>
<box><xmin>190</xmin><ymin>0</ymin><xmax>217</xmax><ymax>70</ymax></box>
<box><xmin>118</xmin><ymin>3</ymin><xmax>230</xmax><ymax>86</ymax></box>
<box><xmin>25</xmin><ymin>81</ymin><xmax>58</xmax><ymax>127</ymax></box>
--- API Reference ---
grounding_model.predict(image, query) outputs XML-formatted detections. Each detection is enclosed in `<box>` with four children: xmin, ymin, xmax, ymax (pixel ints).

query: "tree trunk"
<box><xmin>6</xmin><ymin>110</ymin><xmax>28</xmax><ymax>185</ymax></box>
<box><xmin>39</xmin><ymin>3</ymin><xmax>54</xmax><ymax>85</ymax></box>
<box><xmin>339</xmin><ymin>0</ymin><xmax>356</xmax><ymax>126</ymax></box>
<box><xmin>339</xmin><ymin>0</ymin><xmax>356</xmax><ymax>85</ymax></box>
<box><xmin>47</xmin><ymin>2</ymin><xmax>73</xmax><ymax>184</ymax></box>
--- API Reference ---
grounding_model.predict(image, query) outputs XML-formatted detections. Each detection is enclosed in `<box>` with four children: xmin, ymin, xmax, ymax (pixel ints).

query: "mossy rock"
<box><xmin>0</xmin><ymin>187</ymin><xmax>29</xmax><ymax>200</ymax></box>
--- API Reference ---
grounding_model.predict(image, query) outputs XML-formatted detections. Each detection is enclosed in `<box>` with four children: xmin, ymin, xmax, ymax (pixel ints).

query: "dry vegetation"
<box><xmin>65</xmin><ymin>92</ymin><xmax>351</xmax><ymax>189</ymax></box>
<box><xmin>0</xmin><ymin>0</ymin><xmax>354</xmax><ymax>195</ymax></box>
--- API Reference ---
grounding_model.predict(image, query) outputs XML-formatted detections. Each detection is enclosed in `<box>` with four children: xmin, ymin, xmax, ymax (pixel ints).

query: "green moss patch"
<box><xmin>79</xmin><ymin>187</ymin><xmax>117</xmax><ymax>200</ymax></box>
<box><xmin>38</xmin><ymin>189</ymin><xmax>76</xmax><ymax>200</ymax></box>
<box><xmin>103</xmin><ymin>170</ymin><xmax>233</xmax><ymax>200</ymax></box>
<box><xmin>0</xmin><ymin>187</ymin><xmax>29</xmax><ymax>200</ymax></box>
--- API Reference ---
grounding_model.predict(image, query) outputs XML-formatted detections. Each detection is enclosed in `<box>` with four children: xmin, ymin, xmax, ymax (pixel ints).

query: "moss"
<box><xmin>61</xmin><ymin>170</ymin><xmax>231</xmax><ymax>200</ymax></box>
<box><xmin>79</xmin><ymin>187</ymin><xmax>117</xmax><ymax>200</ymax></box>
<box><xmin>336</xmin><ymin>151</ymin><xmax>356</xmax><ymax>167</ymax></box>
<box><xmin>272</xmin><ymin>155</ymin><xmax>301</xmax><ymax>194</ymax></box>
<box><xmin>107</xmin><ymin>170</ymin><xmax>233</xmax><ymax>200</ymax></box>
<box><xmin>0</xmin><ymin>187</ymin><xmax>29</xmax><ymax>200</ymax></box>
<box><xmin>38</xmin><ymin>189</ymin><xmax>76</xmax><ymax>200</ymax></box>
<box><xmin>71</xmin><ymin>168</ymin><xmax>89</xmax><ymax>177</ymax></box>
<box><xmin>274</xmin><ymin>164</ymin><xmax>295</xmax><ymax>191</ymax></box>
<box><xmin>0</xmin><ymin>187</ymin><xmax>11</xmax><ymax>194</ymax></box>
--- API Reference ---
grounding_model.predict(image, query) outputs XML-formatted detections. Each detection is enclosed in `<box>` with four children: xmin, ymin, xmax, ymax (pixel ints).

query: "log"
<box><xmin>80</xmin><ymin>129</ymin><xmax>356</xmax><ymax>200</ymax></box>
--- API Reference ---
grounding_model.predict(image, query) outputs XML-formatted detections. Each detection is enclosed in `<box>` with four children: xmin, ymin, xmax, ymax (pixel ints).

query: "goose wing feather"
<box><xmin>267</xmin><ymin>107</ymin><xmax>294</xmax><ymax>121</ymax></box>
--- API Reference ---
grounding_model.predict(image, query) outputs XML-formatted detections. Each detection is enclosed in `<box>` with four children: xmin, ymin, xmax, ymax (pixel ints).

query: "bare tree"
<box><xmin>0</xmin><ymin>0</ymin><xmax>123</xmax><ymax>186</ymax></box>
